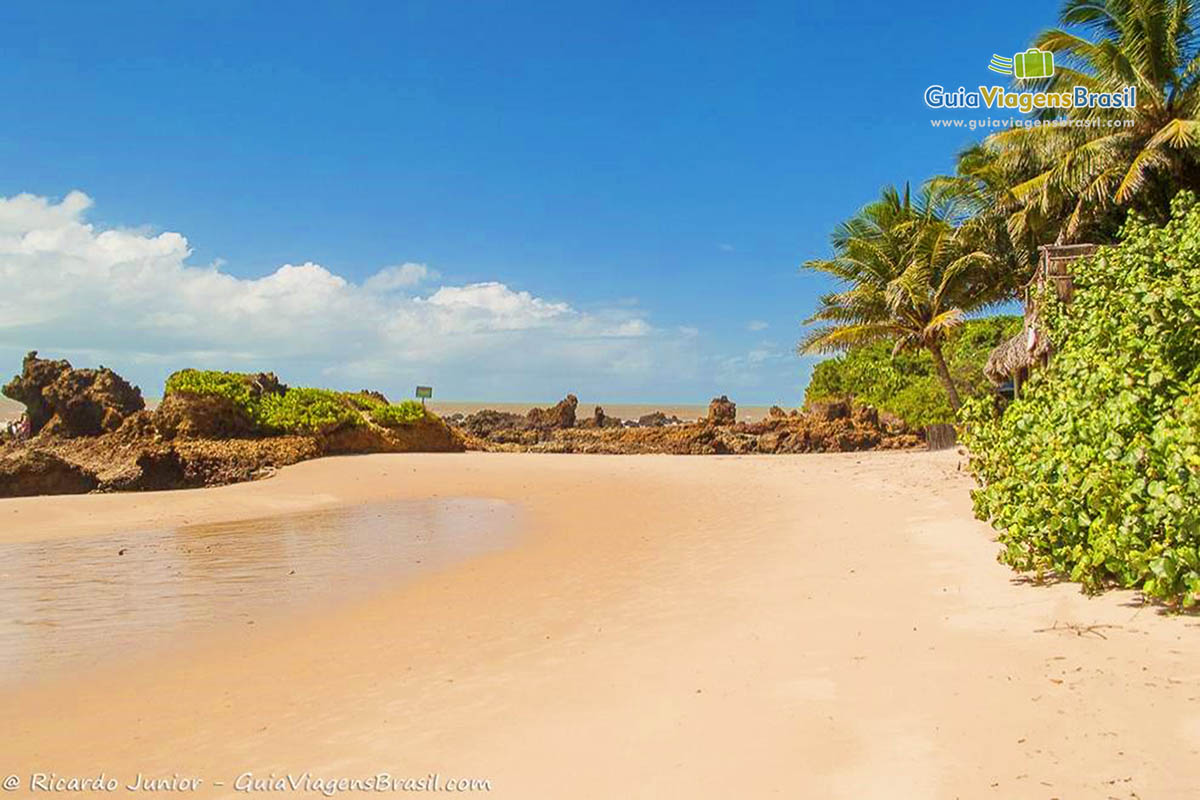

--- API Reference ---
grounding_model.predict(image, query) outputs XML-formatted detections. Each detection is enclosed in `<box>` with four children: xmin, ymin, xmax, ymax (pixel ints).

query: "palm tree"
<box><xmin>974</xmin><ymin>0</ymin><xmax>1200</xmax><ymax>242</ymax></box>
<box><xmin>800</xmin><ymin>185</ymin><xmax>998</xmax><ymax>411</ymax></box>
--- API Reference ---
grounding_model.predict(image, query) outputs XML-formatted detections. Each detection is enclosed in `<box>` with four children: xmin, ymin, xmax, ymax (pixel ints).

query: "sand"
<box><xmin>0</xmin><ymin>396</ymin><xmax>20</xmax><ymax>422</ymax></box>
<box><xmin>2</xmin><ymin>451</ymin><xmax>1196</xmax><ymax>799</ymax></box>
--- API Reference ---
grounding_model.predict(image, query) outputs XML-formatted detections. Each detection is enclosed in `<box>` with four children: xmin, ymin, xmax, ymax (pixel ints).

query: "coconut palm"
<box><xmin>800</xmin><ymin>185</ymin><xmax>998</xmax><ymax>411</ymax></box>
<box><xmin>975</xmin><ymin>0</ymin><xmax>1200</xmax><ymax>241</ymax></box>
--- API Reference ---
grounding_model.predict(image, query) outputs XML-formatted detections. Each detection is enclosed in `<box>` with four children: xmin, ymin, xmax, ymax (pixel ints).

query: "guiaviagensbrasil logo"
<box><xmin>989</xmin><ymin>49</ymin><xmax>1055</xmax><ymax>80</ymax></box>
<box><xmin>924</xmin><ymin>45</ymin><xmax>1134</xmax><ymax>112</ymax></box>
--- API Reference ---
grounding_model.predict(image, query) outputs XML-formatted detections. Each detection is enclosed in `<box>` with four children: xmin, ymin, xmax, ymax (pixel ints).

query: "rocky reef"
<box><xmin>2</xmin><ymin>351</ymin><xmax>145</xmax><ymax>437</ymax></box>
<box><xmin>0</xmin><ymin>353</ymin><xmax>925</xmax><ymax>499</ymax></box>
<box><xmin>448</xmin><ymin>395</ymin><xmax>921</xmax><ymax>454</ymax></box>
<box><xmin>0</xmin><ymin>353</ymin><xmax>463</xmax><ymax>498</ymax></box>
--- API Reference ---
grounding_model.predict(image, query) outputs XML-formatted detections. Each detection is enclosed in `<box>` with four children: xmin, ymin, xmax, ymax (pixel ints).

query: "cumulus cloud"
<box><xmin>0</xmin><ymin>191</ymin><xmax>714</xmax><ymax>399</ymax></box>
<box><xmin>362</xmin><ymin>262</ymin><xmax>438</xmax><ymax>292</ymax></box>
<box><xmin>746</xmin><ymin>320</ymin><xmax>769</xmax><ymax>331</ymax></box>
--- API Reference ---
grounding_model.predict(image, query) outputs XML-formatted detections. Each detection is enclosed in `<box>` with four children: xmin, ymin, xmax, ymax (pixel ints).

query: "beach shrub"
<box><xmin>805</xmin><ymin>316</ymin><xmax>1019</xmax><ymax>428</ymax></box>
<box><xmin>162</xmin><ymin>371</ymin><xmax>373</xmax><ymax>435</ymax></box>
<box><xmin>962</xmin><ymin>192</ymin><xmax>1200</xmax><ymax>605</ymax></box>
<box><xmin>370</xmin><ymin>400</ymin><xmax>426</xmax><ymax>427</ymax></box>
<box><xmin>259</xmin><ymin>387</ymin><xmax>362</xmax><ymax>435</ymax></box>
<box><xmin>343</xmin><ymin>391</ymin><xmax>387</xmax><ymax>411</ymax></box>
<box><xmin>164</xmin><ymin>369</ymin><xmax>260</xmax><ymax>415</ymax></box>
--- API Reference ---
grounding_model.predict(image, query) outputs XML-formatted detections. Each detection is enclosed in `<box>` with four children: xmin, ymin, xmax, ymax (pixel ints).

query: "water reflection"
<box><xmin>0</xmin><ymin>498</ymin><xmax>516</xmax><ymax>683</ymax></box>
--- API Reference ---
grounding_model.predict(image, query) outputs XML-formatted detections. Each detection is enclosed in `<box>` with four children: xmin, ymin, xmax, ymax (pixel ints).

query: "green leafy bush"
<box><xmin>370</xmin><ymin>400</ymin><xmax>426</xmax><ymax>427</ymax></box>
<box><xmin>805</xmin><ymin>316</ymin><xmax>1019</xmax><ymax>428</ymax></box>
<box><xmin>259</xmin><ymin>387</ymin><xmax>362</xmax><ymax>434</ymax></box>
<box><xmin>962</xmin><ymin>192</ymin><xmax>1200</xmax><ymax>605</ymax></box>
<box><xmin>164</xmin><ymin>369</ymin><xmax>260</xmax><ymax>414</ymax></box>
<box><xmin>343</xmin><ymin>392</ymin><xmax>387</xmax><ymax>411</ymax></box>
<box><xmin>162</xmin><ymin>370</ymin><xmax>389</xmax><ymax>435</ymax></box>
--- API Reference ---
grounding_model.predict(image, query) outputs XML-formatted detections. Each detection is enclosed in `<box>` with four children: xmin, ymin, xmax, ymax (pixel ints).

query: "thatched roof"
<box><xmin>985</xmin><ymin>326</ymin><xmax>1050</xmax><ymax>384</ymax></box>
<box><xmin>984</xmin><ymin>243</ymin><xmax>1096</xmax><ymax>385</ymax></box>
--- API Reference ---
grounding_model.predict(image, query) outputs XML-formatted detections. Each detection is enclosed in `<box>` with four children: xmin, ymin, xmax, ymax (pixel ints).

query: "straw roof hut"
<box><xmin>985</xmin><ymin>244</ymin><xmax>1098</xmax><ymax>393</ymax></box>
<box><xmin>984</xmin><ymin>323</ymin><xmax>1050</xmax><ymax>385</ymax></box>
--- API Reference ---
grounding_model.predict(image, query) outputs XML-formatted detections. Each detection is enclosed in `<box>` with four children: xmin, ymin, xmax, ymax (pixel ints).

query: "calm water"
<box><xmin>0</xmin><ymin>498</ymin><xmax>517</xmax><ymax>683</ymax></box>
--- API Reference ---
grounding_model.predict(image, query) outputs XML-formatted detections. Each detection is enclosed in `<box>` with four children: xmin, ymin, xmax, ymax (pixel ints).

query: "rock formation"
<box><xmin>0</xmin><ymin>450</ymin><xmax>99</xmax><ymax>497</ymax></box>
<box><xmin>0</xmin><ymin>355</ymin><xmax>463</xmax><ymax>498</ymax></box>
<box><xmin>706</xmin><ymin>395</ymin><xmax>737</xmax><ymax>426</ymax></box>
<box><xmin>579</xmin><ymin>406</ymin><xmax>624</xmax><ymax>429</ymax></box>
<box><xmin>808</xmin><ymin>399</ymin><xmax>850</xmax><ymax>421</ymax></box>
<box><xmin>449</xmin><ymin>395</ymin><xmax>920</xmax><ymax>455</ymax></box>
<box><xmin>527</xmin><ymin>394</ymin><xmax>578</xmax><ymax>430</ymax></box>
<box><xmin>2</xmin><ymin>351</ymin><xmax>145</xmax><ymax>437</ymax></box>
<box><xmin>636</xmin><ymin>411</ymin><xmax>683</xmax><ymax>427</ymax></box>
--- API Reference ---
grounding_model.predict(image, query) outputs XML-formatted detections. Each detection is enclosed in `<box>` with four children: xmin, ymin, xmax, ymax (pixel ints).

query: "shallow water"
<box><xmin>0</xmin><ymin>498</ymin><xmax>517</xmax><ymax>683</ymax></box>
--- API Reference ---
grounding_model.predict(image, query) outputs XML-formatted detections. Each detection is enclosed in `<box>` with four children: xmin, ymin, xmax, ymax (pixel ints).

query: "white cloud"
<box><xmin>718</xmin><ymin>243</ymin><xmax>735</xmax><ymax>252</ymax></box>
<box><xmin>362</xmin><ymin>262</ymin><xmax>437</xmax><ymax>291</ymax></box>
<box><xmin>0</xmin><ymin>191</ymin><xmax>722</xmax><ymax>399</ymax></box>
<box><xmin>747</xmin><ymin>320</ymin><xmax>769</xmax><ymax>331</ymax></box>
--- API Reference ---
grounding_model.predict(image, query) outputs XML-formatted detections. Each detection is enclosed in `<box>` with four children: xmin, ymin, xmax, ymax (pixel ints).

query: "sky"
<box><xmin>2</xmin><ymin>0</ymin><xmax>1054</xmax><ymax>404</ymax></box>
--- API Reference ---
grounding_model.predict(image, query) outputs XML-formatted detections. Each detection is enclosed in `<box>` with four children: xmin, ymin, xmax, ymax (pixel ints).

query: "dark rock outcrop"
<box><xmin>0</xmin><ymin>355</ymin><xmax>464</xmax><ymax>498</ymax></box>
<box><xmin>636</xmin><ymin>411</ymin><xmax>683</xmax><ymax>428</ymax></box>
<box><xmin>0</xmin><ymin>450</ymin><xmax>99</xmax><ymax>497</ymax></box>
<box><xmin>155</xmin><ymin>392</ymin><xmax>257</xmax><ymax>439</ymax></box>
<box><xmin>461</xmin><ymin>409</ymin><xmax>531</xmax><ymax>439</ymax></box>
<box><xmin>706</xmin><ymin>395</ymin><xmax>737</xmax><ymax>426</ymax></box>
<box><xmin>579</xmin><ymin>406</ymin><xmax>623</xmax><ymax>429</ymax></box>
<box><xmin>808</xmin><ymin>399</ymin><xmax>851</xmax><ymax>421</ymax></box>
<box><xmin>851</xmin><ymin>404</ymin><xmax>880</xmax><ymax>428</ymax></box>
<box><xmin>448</xmin><ymin>395</ymin><xmax>920</xmax><ymax>455</ymax></box>
<box><xmin>527</xmin><ymin>394</ymin><xmax>578</xmax><ymax>430</ymax></box>
<box><xmin>2</xmin><ymin>351</ymin><xmax>144</xmax><ymax>437</ymax></box>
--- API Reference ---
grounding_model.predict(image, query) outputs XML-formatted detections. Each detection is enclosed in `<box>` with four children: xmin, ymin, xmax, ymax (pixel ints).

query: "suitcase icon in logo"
<box><xmin>1013</xmin><ymin>49</ymin><xmax>1054</xmax><ymax>79</ymax></box>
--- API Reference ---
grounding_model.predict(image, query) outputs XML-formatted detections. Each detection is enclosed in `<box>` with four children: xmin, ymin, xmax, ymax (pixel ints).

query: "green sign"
<box><xmin>415</xmin><ymin>385</ymin><xmax>433</xmax><ymax>399</ymax></box>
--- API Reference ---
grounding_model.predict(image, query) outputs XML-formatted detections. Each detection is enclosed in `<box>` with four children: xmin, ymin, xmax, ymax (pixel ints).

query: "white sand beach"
<box><xmin>1</xmin><ymin>450</ymin><xmax>1195</xmax><ymax>799</ymax></box>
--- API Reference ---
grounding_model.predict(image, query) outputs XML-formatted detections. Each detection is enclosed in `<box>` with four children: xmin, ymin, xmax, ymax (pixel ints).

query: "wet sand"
<box><xmin>0</xmin><ymin>498</ymin><xmax>517</xmax><ymax>683</ymax></box>
<box><xmin>3</xmin><ymin>451</ymin><xmax>1198</xmax><ymax>798</ymax></box>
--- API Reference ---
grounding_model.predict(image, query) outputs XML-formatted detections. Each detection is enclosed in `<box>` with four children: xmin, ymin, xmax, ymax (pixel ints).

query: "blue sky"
<box><xmin>2</xmin><ymin>0</ymin><xmax>1052</xmax><ymax>404</ymax></box>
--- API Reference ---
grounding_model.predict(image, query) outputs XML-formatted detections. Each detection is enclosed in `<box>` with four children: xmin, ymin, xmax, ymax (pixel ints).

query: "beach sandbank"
<box><xmin>3</xmin><ymin>451</ymin><xmax>1196</xmax><ymax>798</ymax></box>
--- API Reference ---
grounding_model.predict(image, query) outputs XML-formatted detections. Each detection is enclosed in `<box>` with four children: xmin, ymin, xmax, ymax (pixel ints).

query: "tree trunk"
<box><xmin>928</xmin><ymin>342</ymin><xmax>962</xmax><ymax>412</ymax></box>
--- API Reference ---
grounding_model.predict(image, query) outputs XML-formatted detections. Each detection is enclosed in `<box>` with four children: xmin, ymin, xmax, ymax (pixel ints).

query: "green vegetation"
<box><xmin>259</xmin><ymin>387</ymin><xmax>362</xmax><ymax>435</ymax></box>
<box><xmin>164</xmin><ymin>369</ymin><xmax>260</xmax><ymax>413</ymax></box>
<box><xmin>370</xmin><ymin>400</ymin><xmax>426</xmax><ymax>427</ymax></box>
<box><xmin>163</xmin><ymin>370</ymin><xmax>426</xmax><ymax>435</ymax></box>
<box><xmin>803</xmin><ymin>0</ymin><xmax>1200</xmax><ymax>410</ymax></box>
<box><xmin>805</xmin><ymin>316</ymin><xmax>1020</xmax><ymax>428</ymax></box>
<box><xmin>801</xmin><ymin>185</ymin><xmax>1004</xmax><ymax>411</ymax></box>
<box><xmin>799</xmin><ymin>0</ymin><xmax>1200</xmax><ymax>600</ymax></box>
<box><xmin>967</xmin><ymin>0</ymin><xmax>1200</xmax><ymax>246</ymax></box>
<box><xmin>962</xmin><ymin>194</ymin><xmax>1200</xmax><ymax>605</ymax></box>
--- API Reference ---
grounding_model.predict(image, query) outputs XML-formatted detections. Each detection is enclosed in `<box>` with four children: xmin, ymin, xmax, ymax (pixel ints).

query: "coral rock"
<box><xmin>2</xmin><ymin>351</ymin><xmax>144</xmax><ymax>437</ymax></box>
<box><xmin>527</xmin><ymin>394</ymin><xmax>578</xmax><ymax>430</ymax></box>
<box><xmin>706</xmin><ymin>395</ymin><xmax>737</xmax><ymax>426</ymax></box>
<box><xmin>0</xmin><ymin>450</ymin><xmax>99</xmax><ymax>497</ymax></box>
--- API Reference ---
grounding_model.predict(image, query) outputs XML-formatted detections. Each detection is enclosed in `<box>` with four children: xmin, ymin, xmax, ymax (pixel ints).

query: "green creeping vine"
<box><xmin>962</xmin><ymin>192</ymin><xmax>1200</xmax><ymax>605</ymax></box>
